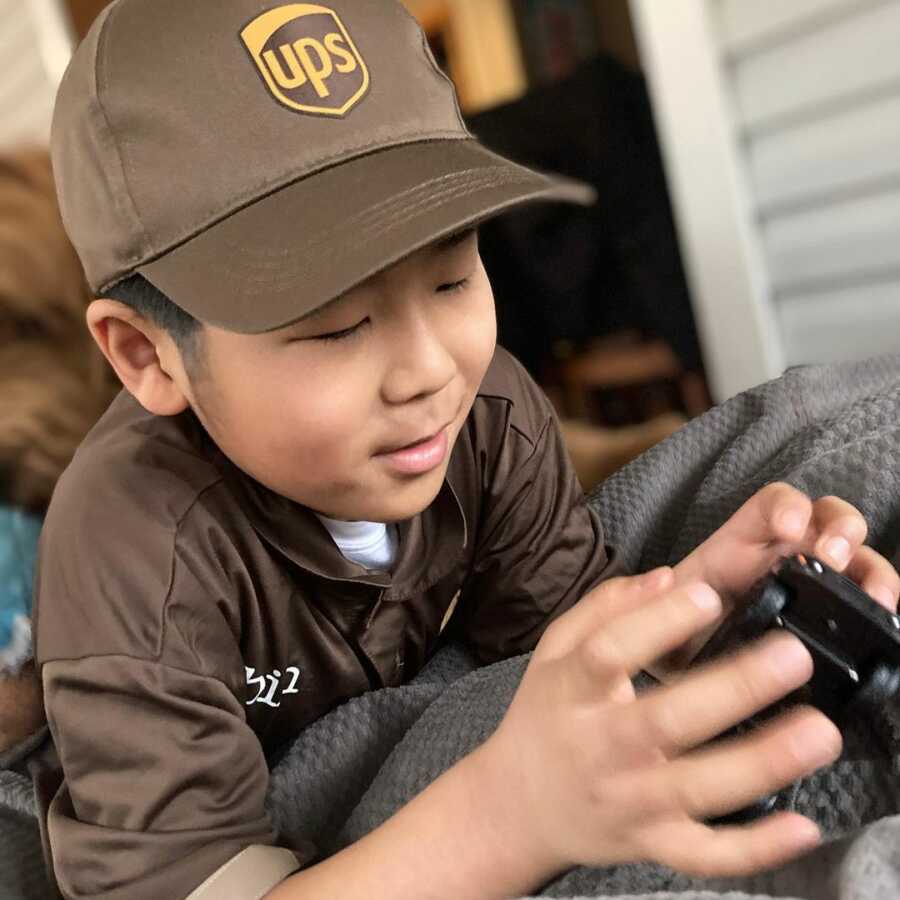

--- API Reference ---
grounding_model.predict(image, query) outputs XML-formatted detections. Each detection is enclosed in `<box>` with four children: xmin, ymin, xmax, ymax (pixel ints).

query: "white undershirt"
<box><xmin>316</xmin><ymin>514</ymin><xmax>399</xmax><ymax>571</ymax></box>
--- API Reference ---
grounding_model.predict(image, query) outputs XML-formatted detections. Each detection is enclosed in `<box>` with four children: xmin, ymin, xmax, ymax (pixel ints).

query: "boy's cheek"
<box><xmin>461</xmin><ymin>296</ymin><xmax>498</xmax><ymax>386</ymax></box>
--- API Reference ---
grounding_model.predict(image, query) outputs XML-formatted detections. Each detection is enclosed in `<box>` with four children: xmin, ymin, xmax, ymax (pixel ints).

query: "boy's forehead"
<box><xmin>291</xmin><ymin>227</ymin><xmax>478</xmax><ymax>325</ymax></box>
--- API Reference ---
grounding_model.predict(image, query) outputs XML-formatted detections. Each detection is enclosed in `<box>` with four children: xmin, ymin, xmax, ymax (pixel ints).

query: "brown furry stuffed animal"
<box><xmin>0</xmin><ymin>148</ymin><xmax>117</xmax><ymax>756</ymax></box>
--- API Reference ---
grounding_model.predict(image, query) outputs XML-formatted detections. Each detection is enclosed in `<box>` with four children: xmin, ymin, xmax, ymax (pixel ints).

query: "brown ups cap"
<box><xmin>51</xmin><ymin>0</ymin><xmax>595</xmax><ymax>333</ymax></box>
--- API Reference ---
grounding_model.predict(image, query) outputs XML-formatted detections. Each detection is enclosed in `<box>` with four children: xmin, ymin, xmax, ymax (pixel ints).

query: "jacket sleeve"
<box><xmin>33</xmin><ymin>468</ymin><xmax>312</xmax><ymax>900</ymax></box>
<box><xmin>458</xmin><ymin>357</ymin><xmax>626</xmax><ymax>664</ymax></box>
<box><xmin>41</xmin><ymin>654</ymin><xmax>308</xmax><ymax>900</ymax></box>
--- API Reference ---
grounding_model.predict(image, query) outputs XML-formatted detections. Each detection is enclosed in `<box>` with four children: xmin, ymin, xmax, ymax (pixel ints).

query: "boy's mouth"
<box><xmin>385</xmin><ymin>428</ymin><xmax>443</xmax><ymax>453</ymax></box>
<box><xmin>378</xmin><ymin>425</ymin><xmax>450</xmax><ymax>475</ymax></box>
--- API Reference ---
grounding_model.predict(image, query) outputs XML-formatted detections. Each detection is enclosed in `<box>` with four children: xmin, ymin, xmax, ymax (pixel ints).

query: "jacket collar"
<box><xmin>209</xmin><ymin>442</ymin><xmax>468</xmax><ymax>600</ymax></box>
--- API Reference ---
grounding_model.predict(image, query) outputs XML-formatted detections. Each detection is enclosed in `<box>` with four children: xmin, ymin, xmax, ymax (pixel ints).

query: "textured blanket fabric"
<box><xmin>7</xmin><ymin>353</ymin><xmax>900</xmax><ymax>899</ymax></box>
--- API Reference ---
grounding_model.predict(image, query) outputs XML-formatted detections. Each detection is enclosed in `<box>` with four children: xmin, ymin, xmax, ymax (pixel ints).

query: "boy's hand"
<box><xmin>471</xmin><ymin>569</ymin><xmax>841</xmax><ymax>878</ymax></box>
<box><xmin>666</xmin><ymin>483</ymin><xmax>900</xmax><ymax>669</ymax></box>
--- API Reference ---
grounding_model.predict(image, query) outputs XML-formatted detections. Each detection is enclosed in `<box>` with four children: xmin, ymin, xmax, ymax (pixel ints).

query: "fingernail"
<box><xmin>871</xmin><ymin>586</ymin><xmax>896</xmax><ymax>609</ymax></box>
<box><xmin>687</xmin><ymin>582</ymin><xmax>721</xmax><ymax>613</ymax></box>
<box><xmin>823</xmin><ymin>536</ymin><xmax>851</xmax><ymax>567</ymax></box>
<box><xmin>789</xmin><ymin>717</ymin><xmax>842</xmax><ymax>767</ymax></box>
<box><xmin>762</xmin><ymin>633</ymin><xmax>812</xmax><ymax>684</ymax></box>
<box><xmin>791</xmin><ymin>818</ymin><xmax>822</xmax><ymax>851</ymax></box>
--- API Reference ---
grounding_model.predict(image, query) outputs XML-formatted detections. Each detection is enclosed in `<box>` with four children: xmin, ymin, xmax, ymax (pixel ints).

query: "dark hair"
<box><xmin>104</xmin><ymin>273</ymin><xmax>202</xmax><ymax>360</ymax></box>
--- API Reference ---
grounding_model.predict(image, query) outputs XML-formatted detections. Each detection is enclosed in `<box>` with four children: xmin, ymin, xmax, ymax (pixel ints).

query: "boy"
<box><xmin>30</xmin><ymin>1</ymin><xmax>899</xmax><ymax>898</ymax></box>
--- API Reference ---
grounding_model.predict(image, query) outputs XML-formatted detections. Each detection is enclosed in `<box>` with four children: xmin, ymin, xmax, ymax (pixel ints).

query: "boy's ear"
<box><xmin>86</xmin><ymin>299</ymin><xmax>191</xmax><ymax>416</ymax></box>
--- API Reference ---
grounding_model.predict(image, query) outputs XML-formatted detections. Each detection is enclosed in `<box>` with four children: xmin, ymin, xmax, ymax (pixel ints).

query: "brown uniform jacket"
<box><xmin>31</xmin><ymin>347</ymin><xmax>619</xmax><ymax>900</ymax></box>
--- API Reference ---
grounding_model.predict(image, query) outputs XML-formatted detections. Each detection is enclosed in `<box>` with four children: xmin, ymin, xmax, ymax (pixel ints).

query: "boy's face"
<box><xmin>188</xmin><ymin>229</ymin><xmax>496</xmax><ymax>522</ymax></box>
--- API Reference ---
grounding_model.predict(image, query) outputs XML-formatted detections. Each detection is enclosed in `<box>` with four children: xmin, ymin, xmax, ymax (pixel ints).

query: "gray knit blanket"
<box><xmin>7</xmin><ymin>353</ymin><xmax>900</xmax><ymax>899</ymax></box>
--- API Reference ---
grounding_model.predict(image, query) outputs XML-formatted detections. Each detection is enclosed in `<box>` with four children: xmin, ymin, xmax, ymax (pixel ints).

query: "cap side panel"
<box><xmin>94</xmin><ymin>0</ymin><xmax>150</xmax><ymax>265</ymax></box>
<box><xmin>50</xmin><ymin>1</ymin><xmax>146</xmax><ymax>292</ymax></box>
<box><xmin>397</xmin><ymin>2</ymin><xmax>470</xmax><ymax>137</ymax></box>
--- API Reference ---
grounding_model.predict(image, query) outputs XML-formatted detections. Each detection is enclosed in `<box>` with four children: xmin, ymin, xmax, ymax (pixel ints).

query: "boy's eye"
<box><xmin>300</xmin><ymin>277</ymin><xmax>470</xmax><ymax>342</ymax></box>
<box><xmin>309</xmin><ymin>318</ymin><xmax>370</xmax><ymax>342</ymax></box>
<box><xmin>437</xmin><ymin>277</ymin><xmax>470</xmax><ymax>294</ymax></box>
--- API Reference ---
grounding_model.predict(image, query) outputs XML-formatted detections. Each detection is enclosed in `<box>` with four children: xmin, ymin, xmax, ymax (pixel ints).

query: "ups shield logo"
<box><xmin>241</xmin><ymin>4</ymin><xmax>369</xmax><ymax>116</ymax></box>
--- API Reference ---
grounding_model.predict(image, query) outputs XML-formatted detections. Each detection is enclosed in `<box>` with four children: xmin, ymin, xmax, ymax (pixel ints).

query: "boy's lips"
<box><xmin>375</xmin><ymin>419</ymin><xmax>453</xmax><ymax>456</ymax></box>
<box><xmin>375</xmin><ymin>425</ymin><xmax>452</xmax><ymax>475</ymax></box>
<box><xmin>375</xmin><ymin>402</ymin><xmax>461</xmax><ymax>456</ymax></box>
<box><xmin>374</xmin><ymin>395</ymin><xmax>466</xmax><ymax>473</ymax></box>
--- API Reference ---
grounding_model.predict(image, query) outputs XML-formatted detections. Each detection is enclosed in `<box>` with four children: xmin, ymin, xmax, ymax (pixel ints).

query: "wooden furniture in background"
<box><xmin>401</xmin><ymin>0</ymin><xmax>451</xmax><ymax>35</ymax></box>
<box><xmin>560</xmin><ymin>412</ymin><xmax>686</xmax><ymax>492</ymax></box>
<box><xmin>557</xmin><ymin>331</ymin><xmax>711</xmax><ymax>424</ymax></box>
<box><xmin>402</xmin><ymin>0</ymin><xmax>527</xmax><ymax>113</ymax></box>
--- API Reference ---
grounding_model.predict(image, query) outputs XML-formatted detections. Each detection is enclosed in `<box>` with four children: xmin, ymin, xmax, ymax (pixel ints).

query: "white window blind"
<box><xmin>633</xmin><ymin>0</ymin><xmax>900</xmax><ymax>399</ymax></box>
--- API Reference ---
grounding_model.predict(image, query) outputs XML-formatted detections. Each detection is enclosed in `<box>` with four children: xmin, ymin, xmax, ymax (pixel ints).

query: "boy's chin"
<box><xmin>369</xmin><ymin>472</ymin><xmax>446</xmax><ymax>523</ymax></box>
<box><xmin>297</xmin><ymin>463</ymin><xmax>449</xmax><ymax>523</ymax></box>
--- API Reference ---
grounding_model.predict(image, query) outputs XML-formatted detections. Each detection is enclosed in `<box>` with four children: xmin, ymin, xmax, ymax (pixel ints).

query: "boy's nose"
<box><xmin>381</xmin><ymin>316</ymin><xmax>457</xmax><ymax>406</ymax></box>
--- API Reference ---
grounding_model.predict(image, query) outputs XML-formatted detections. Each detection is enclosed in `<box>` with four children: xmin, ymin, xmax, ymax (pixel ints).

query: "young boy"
<box><xmin>30</xmin><ymin>1</ymin><xmax>900</xmax><ymax>899</ymax></box>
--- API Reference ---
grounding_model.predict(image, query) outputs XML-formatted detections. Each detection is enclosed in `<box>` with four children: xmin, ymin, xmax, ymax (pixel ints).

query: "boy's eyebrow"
<box><xmin>288</xmin><ymin>226</ymin><xmax>478</xmax><ymax>327</ymax></box>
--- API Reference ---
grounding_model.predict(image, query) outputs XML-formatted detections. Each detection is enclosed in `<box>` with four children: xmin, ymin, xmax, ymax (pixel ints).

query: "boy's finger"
<box><xmin>627</xmin><ymin>631</ymin><xmax>814</xmax><ymax>756</ymax></box>
<box><xmin>648</xmin><ymin>812</ymin><xmax>821</xmax><ymax>878</ymax></box>
<box><xmin>542</xmin><ymin>568</ymin><xmax>674</xmax><ymax>656</ymax></box>
<box><xmin>649</xmin><ymin>706</ymin><xmax>841</xmax><ymax>821</ymax></box>
<box><xmin>810</xmin><ymin>495</ymin><xmax>868</xmax><ymax>570</ymax></box>
<box><xmin>744</xmin><ymin>482</ymin><xmax>813</xmax><ymax>546</ymax></box>
<box><xmin>676</xmin><ymin>483</ymin><xmax>813</xmax><ymax>594</ymax></box>
<box><xmin>843</xmin><ymin>545</ymin><xmax>900</xmax><ymax>611</ymax></box>
<box><xmin>600</xmin><ymin>567</ymin><xmax>675</xmax><ymax>621</ymax></box>
<box><xmin>573</xmin><ymin>581</ymin><xmax>722</xmax><ymax>688</ymax></box>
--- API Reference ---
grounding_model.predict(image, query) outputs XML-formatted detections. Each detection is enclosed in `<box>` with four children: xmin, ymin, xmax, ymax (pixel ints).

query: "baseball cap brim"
<box><xmin>135</xmin><ymin>139</ymin><xmax>596</xmax><ymax>333</ymax></box>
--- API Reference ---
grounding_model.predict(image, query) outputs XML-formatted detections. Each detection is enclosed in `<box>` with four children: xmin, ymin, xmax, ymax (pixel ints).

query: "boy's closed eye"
<box><xmin>296</xmin><ymin>275</ymin><xmax>474</xmax><ymax>343</ymax></box>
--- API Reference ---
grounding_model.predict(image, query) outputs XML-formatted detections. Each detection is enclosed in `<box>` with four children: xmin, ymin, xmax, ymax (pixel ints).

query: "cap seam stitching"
<box><xmin>215</xmin><ymin>165</ymin><xmax>521</xmax><ymax>270</ymax></box>
<box><xmin>201</xmin><ymin>178</ymin><xmax>535</xmax><ymax>313</ymax></box>
<box><xmin>198</xmin><ymin>167</ymin><xmax>538</xmax><ymax>285</ymax></box>
<box><xmin>349</xmin><ymin>170</ymin><xmax>536</xmax><ymax>243</ymax></box>
<box><xmin>94</xmin><ymin>0</ymin><xmax>149</xmax><ymax>265</ymax></box>
<box><xmin>301</xmin><ymin>170</ymin><xmax>535</xmax><ymax>270</ymax></box>
<box><xmin>239</xmin><ymin>168</ymin><xmax>540</xmax><ymax>278</ymax></box>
